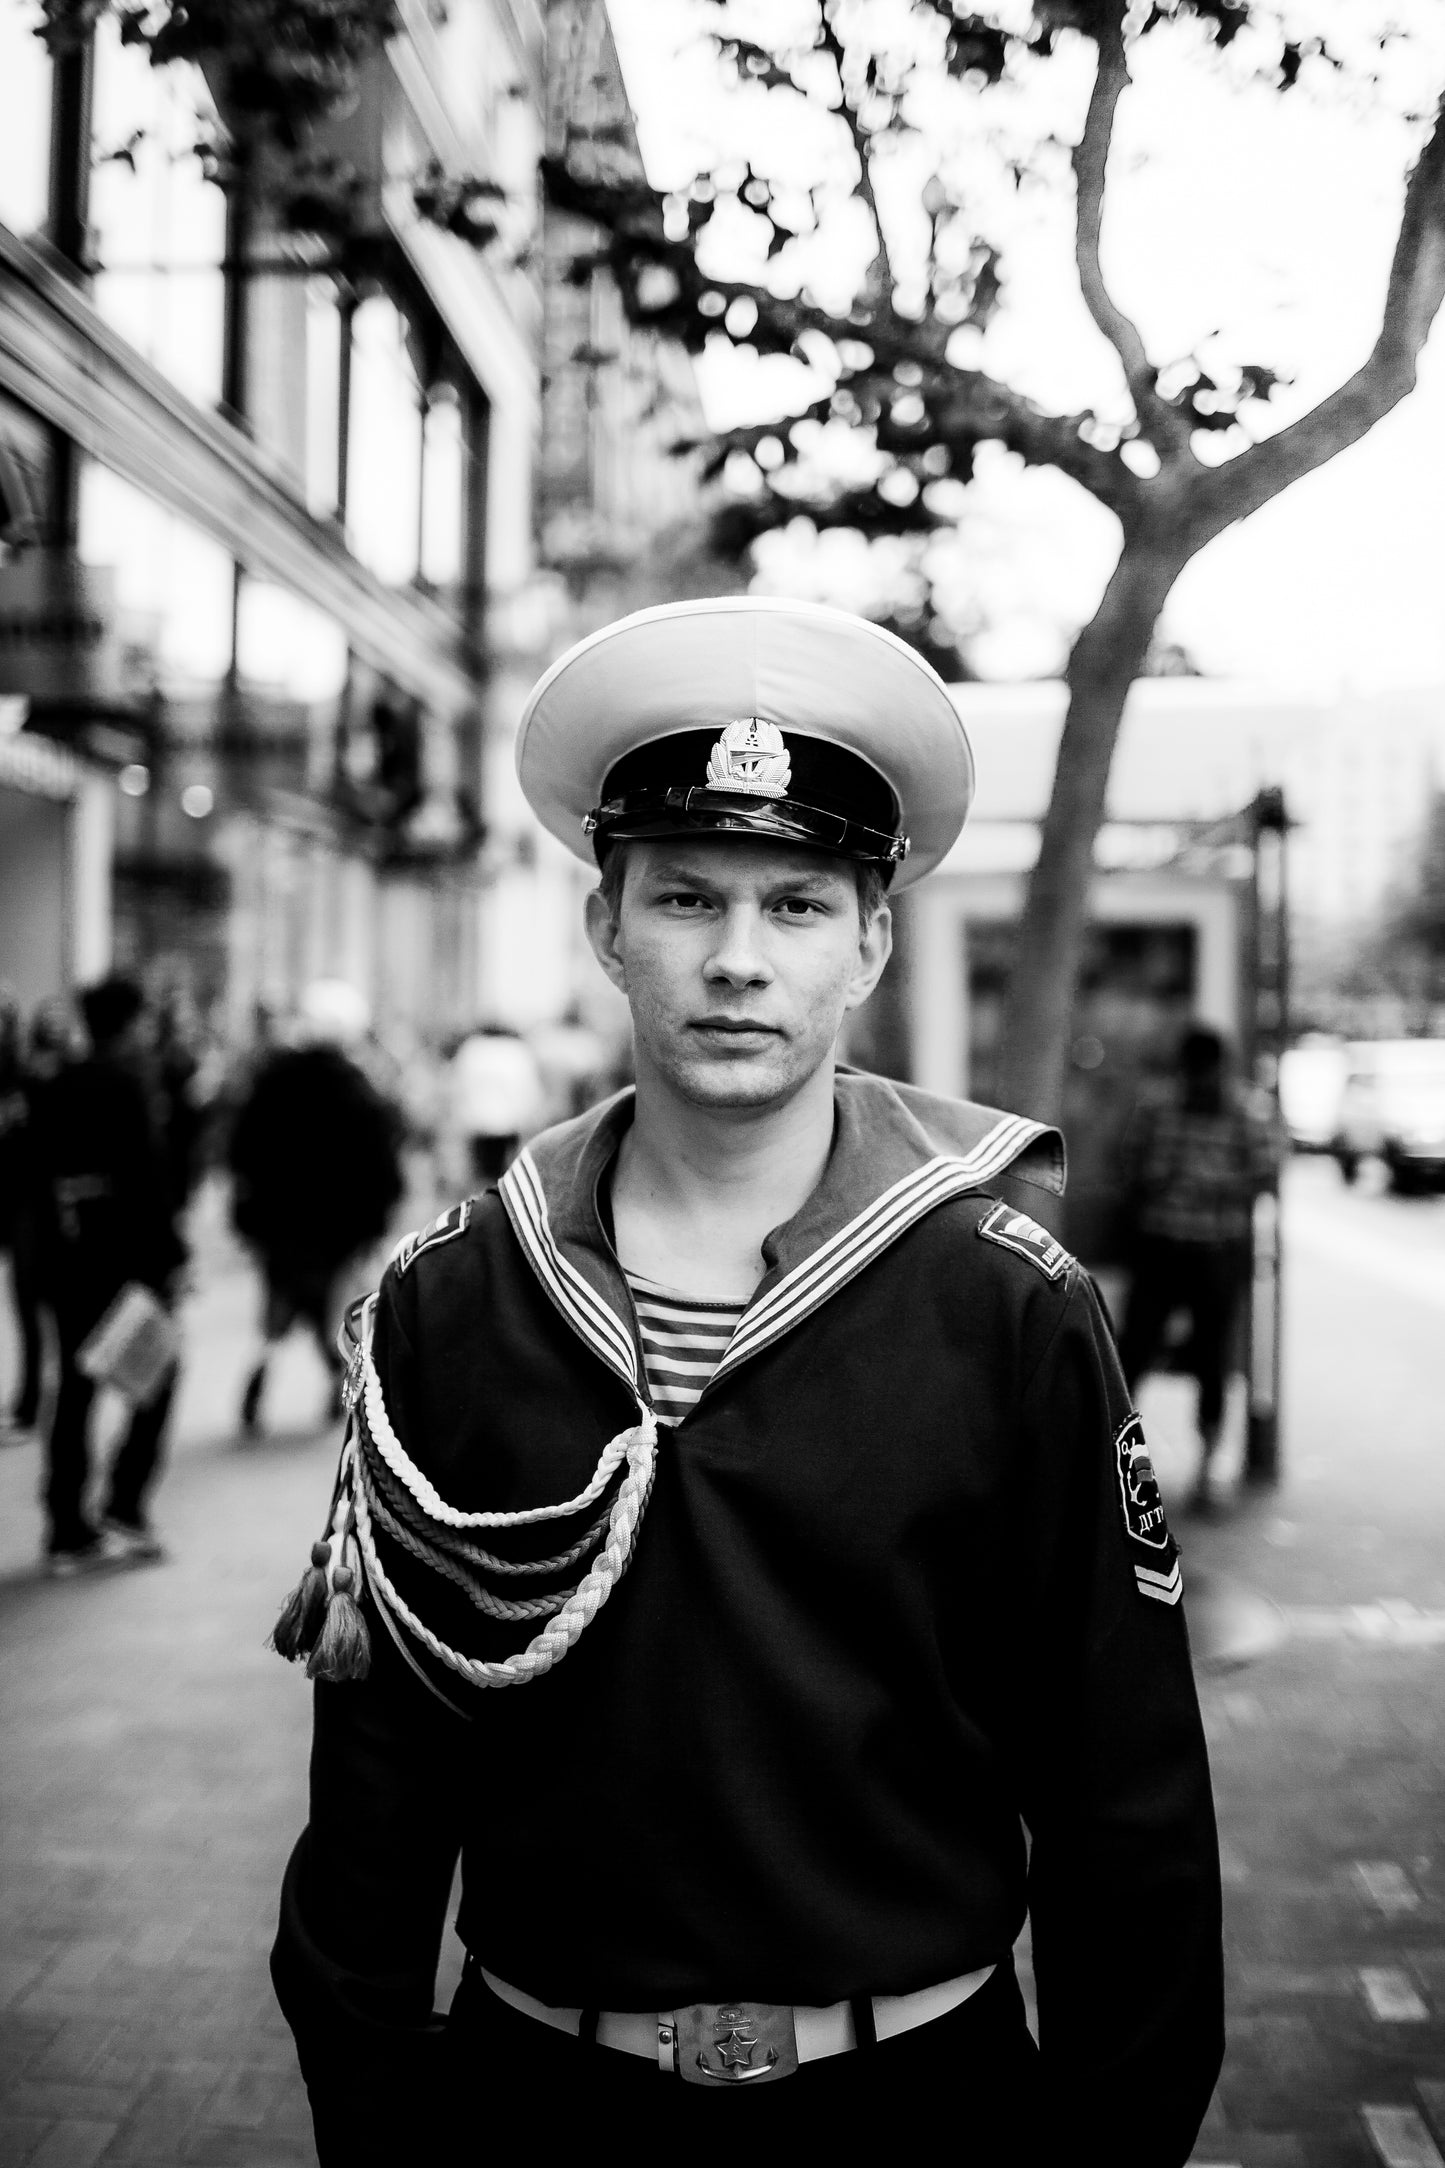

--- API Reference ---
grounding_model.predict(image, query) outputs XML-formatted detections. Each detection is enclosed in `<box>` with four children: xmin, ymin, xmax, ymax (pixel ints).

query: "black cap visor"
<box><xmin>585</xmin><ymin>784</ymin><xmax>907</xmax><ymax>869</ymax></box>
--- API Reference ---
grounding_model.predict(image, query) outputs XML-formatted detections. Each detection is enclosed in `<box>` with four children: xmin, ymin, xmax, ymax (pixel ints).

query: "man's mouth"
<box><xmin>689</xmin><ymin>1018</ymin><xmax>781</xmax><ymax>1037</ymax></box>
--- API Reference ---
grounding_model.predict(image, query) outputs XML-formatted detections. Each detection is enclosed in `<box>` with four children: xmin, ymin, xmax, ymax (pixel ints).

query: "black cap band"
<box><xmin>584</xmin><ymin>727</ymin><xmax>909</xmax><ymax>872</ymax></box>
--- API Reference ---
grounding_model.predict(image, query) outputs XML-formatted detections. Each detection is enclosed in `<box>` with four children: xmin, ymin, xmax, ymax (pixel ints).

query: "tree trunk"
<box><xmin>994</xmin><ymin>531</ymin><xmax>1190</xmax><ymax>1127</ymax></box>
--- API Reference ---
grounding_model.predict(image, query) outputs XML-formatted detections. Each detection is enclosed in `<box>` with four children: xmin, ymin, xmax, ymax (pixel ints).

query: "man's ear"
<box><xmin>584</xmin><ymin>886</ymin><xmax>628</xmax><ymax>997</ymax></box>
<box><xmin>843</xmin><ymin>903</ymin><xmax>892</xmax><ymax>1014</ymax></box>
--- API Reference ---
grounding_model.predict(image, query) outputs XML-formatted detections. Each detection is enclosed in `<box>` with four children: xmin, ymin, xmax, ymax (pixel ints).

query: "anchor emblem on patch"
<box><xmin>677</xmin><ymin>2000</ymin><xmax>800</xmax><ymax>2084</ymax></box>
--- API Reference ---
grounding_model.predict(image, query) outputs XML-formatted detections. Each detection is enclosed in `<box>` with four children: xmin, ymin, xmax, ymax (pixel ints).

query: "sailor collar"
<box><xmin>287</xmin><ymin>1075</ymin><xmax>1065</xmax><ymax>1703</ymax></box>
<box><xmin>498</xmin><ymin>1070</ymin><xmax>1064</xmax><ymax>1405</ymax></box>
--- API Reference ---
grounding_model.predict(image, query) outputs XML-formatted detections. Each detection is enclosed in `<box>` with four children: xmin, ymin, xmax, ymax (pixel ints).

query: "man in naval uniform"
<box><xmin>270</xmin><ymin>598</ymin><xmax>1224</xmax><ymax>2164</ymax></box>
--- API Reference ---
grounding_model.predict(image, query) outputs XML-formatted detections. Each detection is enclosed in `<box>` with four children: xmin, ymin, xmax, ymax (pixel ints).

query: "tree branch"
<box><xmin>1192</xmin><ymin>92</ymin><xmax>1445</xmax><ymax>536</ymax></box>
<box><xmin>815</xmin><ymin>4</ymin><xmax>893</xmax><ymax>301</ymax></box>
<box><xmin>933</xmin><ymin>373</ymin><xmax>1139</xmax><ymax>515</ymax></box>
<box><xmin>1074</xmin><ymin>6</ymin><xmax>1192</xmax><ymax>457</ymax></box>
<box><xmin>543</xmin><ymin>155</ymin><xmax>1142</xmax><ymax>517</ymax></box>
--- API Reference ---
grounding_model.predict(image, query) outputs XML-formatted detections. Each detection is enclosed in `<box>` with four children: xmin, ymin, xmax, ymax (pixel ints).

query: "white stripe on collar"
<box><xmin>499</xmin><ymin>1149</ymin><xmax>640</xmax><ymax>1393</ymax></box>
<box><xmin>713</xmin><ymin>1114</ymin><xmax>1049</xmax><ymax>1384</ymax></box>
<box><xmin>500</xmin><ymin>1111</ymin><xmax>1051</xmax><ymax>1405</ymax></box>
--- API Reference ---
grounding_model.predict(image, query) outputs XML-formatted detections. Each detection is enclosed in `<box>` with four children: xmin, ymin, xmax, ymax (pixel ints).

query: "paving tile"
<box><xmin>1357</xmin><ymin>1864</ymin><xmax>1423</xmax><ymax>1917</ymax></box>
<box><xmin>36</xmin><ymin>1948</ymin><xmax>122</xmax><ymax>1999</ymax></box>
<box><xmin>0</xmin><ymin>1962</ymin><xmax>47</xmax><ymax>2011</ymax></box>
<box><xmin>24</xmin><ymin>2124</ymin><xmax>119</xmax><ymax>2168</ymax></box>
<box><xmin>99</xmin><ymin>2069</ymin><xmax>221</xmax><ymax>2162</ymax></box>
<box><xmin>1362</xmin><ymin>2105</ymin><xmax>1445</xmax><ymax>2166</ymax></box>
<box><xmin>1362</xmin><ymin>1971</ymin><xmax>1431</xmax><ymax>2023</ymax></box>
<box><xmin>0</xmin><ymin>2118</ymin><xmax>50</xmax><ymax>2166</ymax></box>
<box><xmin>22</xmin><ymin>2023</ymin><xmax>117</xmax><ymax>2087</ymax></box>
<box><xmin>4</xmin><ymin>2082</ymin><xmax>139</xmax><ymax>2124</ymax></box>
<box><xmin>197</xmin><ymin>2067</ymin><xmax>285</xmax><ymax>2132</ymax></box>
<box><xmin>182</xmin><ymin>2132</ymin><xmax>313</xmax><ymax>2167</ymax></box>
<box><xmin>1229</xmin><ymin>2136</ymin><xmax>1311</xmax><ymax>2166</ymax></box>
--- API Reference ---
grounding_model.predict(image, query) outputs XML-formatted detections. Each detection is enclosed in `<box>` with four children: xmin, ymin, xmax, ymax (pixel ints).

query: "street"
<box><xmin>1</xmin><ymin>1155</ymin><xmax>1444</xmax><ymax>2166</ymax></box>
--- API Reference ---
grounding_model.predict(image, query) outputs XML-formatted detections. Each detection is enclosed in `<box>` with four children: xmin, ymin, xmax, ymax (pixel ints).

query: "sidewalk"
<box><xmin>1143</xmin><ymin>1161</ymin><xmax>1445</xmax><ymax>2167</ymax></box>
<box><xmin>0</xmin><ymin>1160</ymin><xmax>1442</xmax><ymax>2165</ymax></box>
<box><xmin>0</xmin><ymin>1175</ymin><xmax>458</xmax><ymax>2168</ymax></box>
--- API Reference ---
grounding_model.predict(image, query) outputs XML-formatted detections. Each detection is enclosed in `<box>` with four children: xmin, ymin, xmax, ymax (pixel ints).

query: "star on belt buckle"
<box><xmin>674</xmin><ymin>2001</ymin><xmax>799</xmax><ymax>2085</ymax></box>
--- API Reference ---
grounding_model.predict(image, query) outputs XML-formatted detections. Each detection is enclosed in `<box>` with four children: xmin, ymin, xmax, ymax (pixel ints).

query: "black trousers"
<box><xmin>437</xmin><ymin>1960</ymin><xmax>1047</xmax><ymax>2165</ymax></box>
<box><xmin>45</xmin><ymin>1293</ymin><xmax>176</xmax><ymax>1550</ymax></box>
<box><xmin>4</xmin><ymin>1211</ymin><xmax>45</xmax><ymax>1423</ymax></box>
<box><xmin>1119</xmin><ymin>1234</ymin><xmax>1249</xmax><ymax>1436</ymax></box>
<box><xmin>259</xmin><ymin>1260</ymin><xmax>344</xmax><ymax>1378</ymax></box>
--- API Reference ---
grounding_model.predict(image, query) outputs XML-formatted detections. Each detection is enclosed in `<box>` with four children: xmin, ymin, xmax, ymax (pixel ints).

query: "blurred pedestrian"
<box><xmin>227</xmin><ymin>982</ymin><xmax>404</xmax><ymax>1435</ymax></box>
<box><xmin>151</xmin><ymin>981</ymin><xmax>207</xmax><ymax>1212</ymax></box>
<box><xmin>527</xmin><ymin>1003</ymin><xmax>611</xmax><ymax>1124</ymax></box>
<box><xmin>27</xmin><ymin>976</ymin><xmax>186</xmax><ymax>1573</ymax></box>
<box><xmin>0</xmin><ymin>985</ymin><xmax>39</xmax><ymax>1433</ymax></box>
<box><xmin>447</xmin><ymin>1020</ymin><xmax>544</xmax><ymax>1186</ymax></box>
<box><xmin>5</xmin><ymin>997</ymin><xmax>84</xmax><ymax>1432</ymax></box>
<box><xmin>1118</xmin><ymin>1023</ymin><xmax>1283</xmax><ymax>1511</ymax></box>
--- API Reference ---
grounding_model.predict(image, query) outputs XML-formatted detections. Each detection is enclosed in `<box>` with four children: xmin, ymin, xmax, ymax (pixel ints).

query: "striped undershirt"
<box><xmin>623</xmin><ymin>1268</ymin><xmax>749</xmax><ymax>1425</ymax></box>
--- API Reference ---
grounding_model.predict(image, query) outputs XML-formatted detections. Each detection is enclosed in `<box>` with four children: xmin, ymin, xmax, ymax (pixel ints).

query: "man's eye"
<box><xmin>775</xmin><ymin>897</ymin><xmax>823</xmax><ymax>918</ymax></box>
<box><xmin>659</xmin><ymin>891</ymin><xmax>711</xmax><ymax>910</ymax></box>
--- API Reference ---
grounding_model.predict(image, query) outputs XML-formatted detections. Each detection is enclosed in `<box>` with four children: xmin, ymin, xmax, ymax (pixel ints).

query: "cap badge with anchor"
<box><xmin>705</xmin><ymin>719</ymin><xmax>792</xmax><ymax>799</ymax></box>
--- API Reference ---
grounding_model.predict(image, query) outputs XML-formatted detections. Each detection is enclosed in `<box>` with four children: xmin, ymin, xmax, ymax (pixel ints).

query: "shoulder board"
<box><xmin>389</xmin><ymin>1199</ymin><xmax>472</xmax><ymax>1278</ymax></box>
<box><xmin>976</xmin><ymin>1199</ymin><xmax>1072</xmax><ymax>1282</ymax></box>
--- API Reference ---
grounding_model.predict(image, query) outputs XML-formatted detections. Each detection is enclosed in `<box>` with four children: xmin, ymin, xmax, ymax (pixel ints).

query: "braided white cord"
<box><xmin>407</xmin><ymin>1499</ymin><xmax>610</xmax><ymax>1578</ymax></box>
<box><xmin>364</xmin><ymin>1475</ymin><xmax>574</xmax><ymax>1622</ymax></box>
<box><xmin>353</xmin><ymin>1407</ymin><xmax>659</xmax><ymax>1689</ymax></box>
<box><xmin>360</xmin><ymin>1297</ymin><xmax>634</xmax><ymax>1530</ymax></box>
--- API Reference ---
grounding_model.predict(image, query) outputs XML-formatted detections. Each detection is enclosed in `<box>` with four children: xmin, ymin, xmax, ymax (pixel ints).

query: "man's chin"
<box><xmin>667</xmin><ymin>1050</ymin><xmax>803</xmax><ymax>1110</ymax></box>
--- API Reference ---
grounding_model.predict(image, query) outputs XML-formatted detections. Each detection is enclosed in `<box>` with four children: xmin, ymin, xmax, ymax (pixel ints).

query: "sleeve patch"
<box><xmin>976</xmin><ymin>1200</ymin><xmax>1072</xmax><ymax>1281</ymax></box>
<box><xmin>389</xmin><ymin>1198</ymin><xmax>472</xmax><ymax>1278</ymax></box>
<box><xmin>1115</xmin><ymin>1411</ymin><xmax>1173</xmax><ymax>1557</ymax></box>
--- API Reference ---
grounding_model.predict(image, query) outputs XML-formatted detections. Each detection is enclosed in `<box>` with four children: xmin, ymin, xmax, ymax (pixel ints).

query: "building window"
<box><xmin>80</xmin><ymin>463</ymin><xmax>233</xmax><ymax>687</ymax></box>
<box><xmin>235</xmin><ymin>577</ymin><xmax>348</xmax><ymax>705</ymax></box>
<box><xmin>0</xmin><ymin>6</ymin><xmax>52</xmax><ymax>241</ymax></box>
<box><xmin>421</xmin><ymin>382</ymin><xmax>465</xmax><ymax>591</ymax></box>
<box><xmin>88</xmin><ymin>13</ymin><xmax>226</xmax><ymax>409</ymax></box>
<box><xmin>305</xmin><ymin>278</ymin><xmax>345</xmax><ymax>521</ymax></box>
<box><xmin>346</xmin><ymin>295</ymin><xmax>423</xmax><ymax>586</ymax></box>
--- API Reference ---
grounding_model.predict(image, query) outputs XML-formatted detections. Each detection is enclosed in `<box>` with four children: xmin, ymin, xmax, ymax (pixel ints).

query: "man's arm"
<box><xmin>1013</xmin><ymin>1268</ymin><xmax>1225</xmax><ymax>2164</ymax></box>
<box><xmin>271</xmin><ymin>1278</ymin><xmax>468</xmax><ymax>2164</ymax></box>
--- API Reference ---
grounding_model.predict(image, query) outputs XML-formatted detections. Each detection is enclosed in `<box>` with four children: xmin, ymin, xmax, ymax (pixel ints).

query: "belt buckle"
<box><xmin>675</xmin><ymin>2001</ymin><xmax>800</xmax><ymax>2085</ymax></box>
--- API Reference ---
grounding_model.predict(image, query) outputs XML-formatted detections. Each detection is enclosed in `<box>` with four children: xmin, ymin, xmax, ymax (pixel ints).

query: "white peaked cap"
<box><xmin>515</xmin><ymin>595</ymin><xmax>974</xmax><ymax>890</ymax></box>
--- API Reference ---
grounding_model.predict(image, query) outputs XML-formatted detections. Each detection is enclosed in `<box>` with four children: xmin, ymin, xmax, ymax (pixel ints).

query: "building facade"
<box><xmin>0</xmin><ymin>0</ymin><xmax>701</xmax><ymax>1057</ymax></box>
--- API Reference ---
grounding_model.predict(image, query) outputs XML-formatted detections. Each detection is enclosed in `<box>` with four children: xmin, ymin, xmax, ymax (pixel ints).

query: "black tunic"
<box><xmin>273</xmin><ymin>1072</ymin><xmax>1223</xmax><ymax>2162</ymax></box>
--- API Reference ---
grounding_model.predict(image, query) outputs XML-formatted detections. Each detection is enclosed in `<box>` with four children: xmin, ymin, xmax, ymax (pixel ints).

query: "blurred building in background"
<box><xmin>0</xmin><ymin>0</ymin><xmax>701</xmax><ymax>1055</ymax></box>
<box><xmin>894</xmin><ymin>677</ymin><xmax>1444</xmax><ymax>1257</ymax></box>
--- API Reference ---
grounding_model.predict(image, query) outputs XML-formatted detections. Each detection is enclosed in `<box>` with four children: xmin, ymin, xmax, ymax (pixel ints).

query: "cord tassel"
<box><xmin>307</xmin><ymin>1533</ymin><xmax>372</xmax><ymax>1682</ymax></box>
<box><xmin>270</xmin><ymin>1539</ymin><xmax>332</xmax><ymax>1662</ymax></box>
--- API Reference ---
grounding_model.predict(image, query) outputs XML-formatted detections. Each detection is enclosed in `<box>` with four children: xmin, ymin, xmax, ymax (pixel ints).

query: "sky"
<box><xmin>606</xmin><ymin>0</ymin><xmax>1445</xmax><ymax>694</ymax></box>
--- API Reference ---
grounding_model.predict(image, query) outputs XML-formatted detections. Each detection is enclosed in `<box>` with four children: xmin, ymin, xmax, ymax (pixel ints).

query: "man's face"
<box><xmin>584</xmin><ymin>837</ymin><xmax>891</xmax><ymax>1112</ymax></box>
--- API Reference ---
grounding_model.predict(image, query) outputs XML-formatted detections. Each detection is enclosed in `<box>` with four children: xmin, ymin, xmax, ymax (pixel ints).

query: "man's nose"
<box><xmin>703</xmin><ymin>904</ymin><xmax>773</xmax><ymax>988</ymax></box>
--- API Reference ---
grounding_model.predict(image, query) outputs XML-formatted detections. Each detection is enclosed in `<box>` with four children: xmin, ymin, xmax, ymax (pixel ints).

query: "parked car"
<box><xmin>1279</xmin><ymin>1036</ymin><xmax>1348</xmax><ymax>1152</ymax></box>
<box><xmin>1332</xmin><ymin>1039</ymin><xmax>1445</xmax><ymax>1194</ymax></box>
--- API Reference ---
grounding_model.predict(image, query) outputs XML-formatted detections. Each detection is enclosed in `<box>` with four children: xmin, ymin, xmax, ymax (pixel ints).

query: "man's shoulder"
<box><xmin>387</xmin><ymin>1197</ymin><xmax>478</xmax><ymax>1281</ymax></box>
<box><xmin>912</xmin><ymin>1185</ymin><xmax>1079</xmax><ymax>1290</ymax></box>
